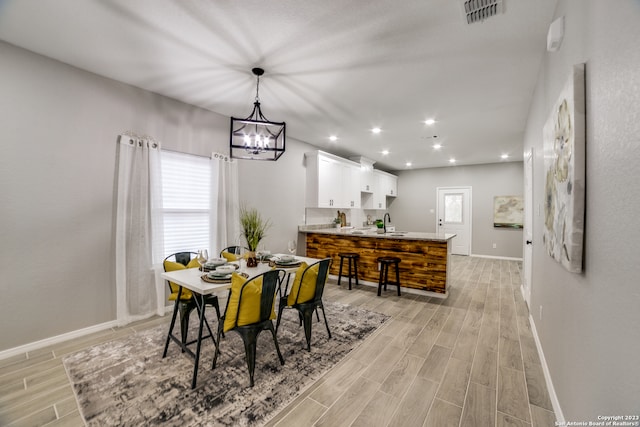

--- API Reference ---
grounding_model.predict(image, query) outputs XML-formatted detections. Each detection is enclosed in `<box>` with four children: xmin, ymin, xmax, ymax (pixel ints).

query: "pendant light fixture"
<box><xmin>230</xmin><ymin>67</ymin><xmax>286</xmax><ymax>161</ymax></box>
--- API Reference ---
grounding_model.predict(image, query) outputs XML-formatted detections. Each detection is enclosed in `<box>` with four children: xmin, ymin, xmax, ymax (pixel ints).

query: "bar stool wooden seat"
<box><xmin>337</xmin><ymin>253</ymin><xmax>359</xmax><ymax>290</ymax></box>
<box><xmin>377</xmin><ymin>256</ymin><xmax>401</xmax><ymax>296</ymax></box>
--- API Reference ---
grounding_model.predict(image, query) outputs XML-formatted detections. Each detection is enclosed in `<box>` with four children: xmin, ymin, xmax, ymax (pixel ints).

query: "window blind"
<box><xmin>160</xmin><ymin>151</ymin><xmax>210</xmax><ymax>257</ymax></box>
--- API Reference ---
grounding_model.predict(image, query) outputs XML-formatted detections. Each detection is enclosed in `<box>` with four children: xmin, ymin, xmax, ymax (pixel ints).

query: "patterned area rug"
<box><xmin>63</xmin><ymin>301</ymin><xmax>388</xmax><ymax>426</ymax></box>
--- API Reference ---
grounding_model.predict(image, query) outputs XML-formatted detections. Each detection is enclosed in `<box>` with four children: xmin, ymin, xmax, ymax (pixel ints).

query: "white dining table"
<box><xmin>160</xmin><ymin>254</ymin><xmax>319</xmax><ymax>388</ymax></box>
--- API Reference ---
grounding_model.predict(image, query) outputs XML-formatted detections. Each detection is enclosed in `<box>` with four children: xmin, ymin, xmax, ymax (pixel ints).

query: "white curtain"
<box><xmin>115</xmin><ymin>133</ymin><xmax>164</xmax><ymax>326</ymax></box>
<box><xmin>210</xmin><ymin>152</ymin><xmax>240</xmax><ymax>257</ymax></box>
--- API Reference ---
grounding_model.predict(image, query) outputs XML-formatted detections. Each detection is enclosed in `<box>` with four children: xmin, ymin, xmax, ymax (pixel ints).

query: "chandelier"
<box><xmin>230</xmin><ymin>68</ymin><xmax>286</xmax><ymax>161</ymax></box>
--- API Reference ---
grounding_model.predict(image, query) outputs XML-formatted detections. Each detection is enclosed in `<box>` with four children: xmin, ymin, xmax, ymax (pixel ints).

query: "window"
<box><xmin>444</xmin><ymin>193</ymin><xmax>463</xmax><ymax>224</ymax></box>
<box><xmin>160</xmin><ymin>151</ymin><xmax>210</xmax><ymax>257</ymax></box>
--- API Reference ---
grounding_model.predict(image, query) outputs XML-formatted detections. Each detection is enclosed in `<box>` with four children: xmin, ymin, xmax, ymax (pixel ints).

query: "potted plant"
<box><xmin>239</xmin><ymin>206</ymin><xmax>271</xmax><ymax>267</ymax></box>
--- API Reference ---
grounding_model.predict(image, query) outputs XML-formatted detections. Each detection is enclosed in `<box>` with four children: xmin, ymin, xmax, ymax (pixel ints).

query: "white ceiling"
<box><xmin>0</xmin><ymin>0</ymin><xmax>557</xmax><ymax>171</ymax></box>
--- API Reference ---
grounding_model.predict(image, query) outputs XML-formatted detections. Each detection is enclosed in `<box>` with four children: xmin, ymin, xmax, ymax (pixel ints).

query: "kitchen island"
<box><xmin>299</xmin><ymin>226</ymin><xmax>456</xmax><ymax>296</ymax></box>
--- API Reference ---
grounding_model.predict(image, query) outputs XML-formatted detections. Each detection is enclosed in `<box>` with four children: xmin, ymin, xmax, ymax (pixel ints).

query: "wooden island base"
<box><xmin>305</xmin><ymin>233</ymin><xmax>451</xmax><ymax>295</ymax></box>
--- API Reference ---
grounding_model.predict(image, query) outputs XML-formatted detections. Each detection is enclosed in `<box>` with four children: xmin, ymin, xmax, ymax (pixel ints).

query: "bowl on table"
<box><xmin>279</xmin><ymin>254</ymin><xmax>295</xmax><ymax>263</ymax></box>
<box><xmin>215</xmin><ymin>264</ymin><xmax>236</xmax><ymax>275</ymax></box>
<box><xmin>203</xmin><ymin>258</ymin><xmax>226</xmax><ymax>269</ymax></box>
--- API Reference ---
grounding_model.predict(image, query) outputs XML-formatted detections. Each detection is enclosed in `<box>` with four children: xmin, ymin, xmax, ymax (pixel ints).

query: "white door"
<box><xmin>437</xmin><ymin>187</ymin><xmax>472</xmax><ymax>255</ymax></box>
<box><xmin>522</xmin><ymin>148</ymin><xmax>534</xmax><ymax>308</ymax></box>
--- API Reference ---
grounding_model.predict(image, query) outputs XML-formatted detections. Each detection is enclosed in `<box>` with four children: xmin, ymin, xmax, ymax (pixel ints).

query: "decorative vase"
<box><xmin>246</xmin><ymin>251</ymin><xmax>258</xmax><ymax>267</ymax></box>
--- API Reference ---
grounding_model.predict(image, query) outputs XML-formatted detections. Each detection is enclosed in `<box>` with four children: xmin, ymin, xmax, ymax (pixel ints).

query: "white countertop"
<box><xmin>299</xmin><ymin>226</ymin><xmax>456</xmax><ymax>242</ymax></box>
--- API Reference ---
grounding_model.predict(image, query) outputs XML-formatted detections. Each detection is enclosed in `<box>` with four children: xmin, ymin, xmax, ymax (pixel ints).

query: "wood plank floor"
<box><xmin>0</xmin><ymin>256</ymin><xmax>556</xmax><ymax>426</ymax></box>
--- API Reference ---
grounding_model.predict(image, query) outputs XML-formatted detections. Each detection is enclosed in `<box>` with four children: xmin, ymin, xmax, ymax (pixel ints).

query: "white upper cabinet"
<box><xmin>316</xmin><ymin>154</ymin><xmax>341</xmax><ymax>207</ymax></box>
<box><xmin>360</xmin><ymin>167</ymin><xmax>374</xmax><ymax>193</ymax></box>
<box><xmin>372</xmin><ymin>170</ymin><xmax>398</xmax><ymax>210</ymax></box>
<box><xmin>345</xmin><ymin>163</ymin><xmax>361</xmax><ymax>208</ymax></box>
<box><xmin>381</xmin><ymin>171</ymin><xmax>398</xmax><ymax>197</ymax></box>
<box><xmin>305</xmin><ymin>151</ymin><xmax>361</xmax><ymax>208</ymax></box>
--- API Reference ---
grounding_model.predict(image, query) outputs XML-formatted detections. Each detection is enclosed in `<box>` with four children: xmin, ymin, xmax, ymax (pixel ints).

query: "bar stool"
<box><xmin>377</xmin><ymin>256</ymin><xmax>401</xmax><ymax>296</ymax></box>
<box><xmin>337</xmin><ymin>253</ymin><xmax>359</xmax><ymax>290</ymax></box>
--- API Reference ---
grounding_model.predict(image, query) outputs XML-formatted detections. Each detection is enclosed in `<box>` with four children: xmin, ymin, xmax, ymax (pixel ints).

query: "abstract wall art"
<box><xmin>543</xmin><ymin>64</ymin><xmax>586</xmax><ymax>273</ymax></box>
<box><xmin>493</xmin><ymin>196</ymin><xmax>524</xmax><ymax>228</ymax></box>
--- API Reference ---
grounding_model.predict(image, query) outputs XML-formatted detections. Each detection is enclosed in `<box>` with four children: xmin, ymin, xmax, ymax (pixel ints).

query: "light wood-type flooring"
<box><xmin>0</xmin><ymin>256</ymin><xmax>556</xmax><ymax>426</ymax></box>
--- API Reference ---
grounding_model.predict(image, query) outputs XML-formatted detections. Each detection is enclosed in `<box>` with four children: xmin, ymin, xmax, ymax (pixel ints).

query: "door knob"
<box><xmin>526</xmin><ymin>240</ymin><xmax>533</xmax><ymax>245</ymax></box>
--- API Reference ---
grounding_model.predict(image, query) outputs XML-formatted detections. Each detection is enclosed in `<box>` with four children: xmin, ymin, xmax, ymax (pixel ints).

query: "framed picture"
<box><xmin>542</xmin><ymin>64</ymin><xmax>586</xmax><ymax>273</ymax></box>
<box><xmin>493</xmin><ymin>196</ymin><xmax>523</xmax><ymax>228</ymax></box>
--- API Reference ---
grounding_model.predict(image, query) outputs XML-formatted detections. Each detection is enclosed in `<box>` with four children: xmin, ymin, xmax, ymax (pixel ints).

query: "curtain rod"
<box><xmin>161</xmin><ymin>147</ymin><xmax>212</xmax><ymax>160</ymax></box>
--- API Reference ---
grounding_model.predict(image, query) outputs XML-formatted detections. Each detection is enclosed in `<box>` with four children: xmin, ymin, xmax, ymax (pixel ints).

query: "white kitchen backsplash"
<box><xmin>304</xmin><ymin>207</ymin><xmax>387</xmax><ymax>227</ymax></box>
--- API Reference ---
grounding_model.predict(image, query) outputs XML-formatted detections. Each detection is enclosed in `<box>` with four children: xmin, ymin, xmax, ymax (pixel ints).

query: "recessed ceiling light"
<box><xmin>449</xmin><ymin>158</ymin><xmax>456</xmax><ymax>163</ymax></box>
<box><xmin>424</xmin><ymin>118</ymin><xmax>436</xmax><ymax>126</ymax></box>
<box><xmin>381</xmin><ymin>150</ymin><xmax>389</xmax><ymax>155</ymax></box>
<box><xmin>329</xmin><ymin>135</ymin><xmax>338</xmax><ymax>141</ymax></box>
<box><xmin>501</xmin><ymin>154</ymin><xmax>509</xmax><ymax>159</ymax></box>
<box><xmin>371</xmin><ymin>127</ymin><xmax>382</xmax><ymax>134</ymax></box>
<box><xmin>433</xmin><ymin>143</ymin><xmax>442</xmax><ymax>150</ymax></box>
<box><xmin>406</xmin><ymin>162</ymin><xmax>412</xmax><ymax>167</ymax></box>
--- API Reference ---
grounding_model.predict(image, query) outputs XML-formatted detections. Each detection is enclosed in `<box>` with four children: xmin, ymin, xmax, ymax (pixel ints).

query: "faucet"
<box><xmin>383</xmin><ymin>213</ymin><xmax>391</xmax><ymax>233</ymax></box>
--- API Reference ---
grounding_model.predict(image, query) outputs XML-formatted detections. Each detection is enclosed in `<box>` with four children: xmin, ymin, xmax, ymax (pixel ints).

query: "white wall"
<box><xmin>0</xmin><ymin>41</ymin><xmax>315</xmax><ymax>351</ymax></box>
<box><xmin>390</xmin><ymin>162</ymin><xmax>524</xmax><ymax>258</ymax></box>
<box><xmin>524</xmin><ymin>0</ymin><xmax>640</xmax><ymax>418</ymax></box>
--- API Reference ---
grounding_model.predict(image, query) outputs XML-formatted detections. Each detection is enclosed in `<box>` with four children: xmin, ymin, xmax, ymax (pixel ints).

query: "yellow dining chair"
<box><xmin>163</xmin><ymin>252</ymin><xmax>222</xmax><ymax>347</ymax></box>
<box><xmin>219</xmin><ymin>246</ymin><xmax>249</xmax><ymax>262</ymax></box>
<box><xmin>212</xmin><ymin>269</ymin><xmax>285</xmax><ymax>387</ymax></box>
<box><xmin>276</xmin><ymin>258</ymin><xmax>332</xmax><ymax>351</ymax></box>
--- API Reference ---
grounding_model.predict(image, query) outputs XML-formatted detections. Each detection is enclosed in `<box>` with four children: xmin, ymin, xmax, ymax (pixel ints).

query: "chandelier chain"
<box><xmin>255</xmin><ymin>74</ymin><xmax>260</xmax><ymax>103</ymax></box>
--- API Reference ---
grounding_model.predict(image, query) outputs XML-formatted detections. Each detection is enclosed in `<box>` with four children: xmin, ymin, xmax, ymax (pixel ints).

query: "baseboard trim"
<box><xmin>0</xmin><ymin>320</ymin><xmax>119</xmax><ymax>360</ymax></box>
<box><xmin>529</xmin><ymin>313</ymin><xmax>565</xmax><ymax>423</ymax></box>
<box><xmin>0</xmin><ymin>306</ymin><xmax>174</xmax><ymax>361</ymax></box>
<box><xmin>470</xmin><ymin>253</ymin><xmax>523</xmax><ymax>261</ymax></box>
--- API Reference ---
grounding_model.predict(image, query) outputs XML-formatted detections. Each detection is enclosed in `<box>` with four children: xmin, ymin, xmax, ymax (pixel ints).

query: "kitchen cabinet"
<box><xmin>360</xmin><ymin>166</ymin><xmax>374</xmax><ymax>193</ymax></box>
<box><xmin>372</xmin><ymin>175</ymin><xmax>386</xmax><ymax>210</ymax></box>
<box><xmin>306</xmin><ymin>151</ymin><xmax>396</xmax><ymax>210</ymax></box>
<box><xmin>345</xmin><ymin>163</ymin><xmax>361</xmax><ymax>208</ymax></box>
<box><xmin>372</xmin><ymin>170</ymin><xmax>398</xmax><ymax>209</ymax></box>
<box><xmin>305</xmin><ymin>151</ymin><xmax>360</xmax><ymax>208</ymax></box>
<box><xmin>376</xmin><ymin>170</ymin><xmax>398</xmax><ymax>197</ymax></box>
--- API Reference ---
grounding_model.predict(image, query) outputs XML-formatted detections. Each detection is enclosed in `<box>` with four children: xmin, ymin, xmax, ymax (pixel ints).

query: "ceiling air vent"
<box><xmin>463</xmin><ymin>0</ymin><xmax>504</xmax><ymax>24</ymax></box>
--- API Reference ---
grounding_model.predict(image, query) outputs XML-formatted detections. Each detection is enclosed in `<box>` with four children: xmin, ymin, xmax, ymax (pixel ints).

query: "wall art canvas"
<box><xmin>493</xmin><ymin>196</ymin><xmax>524</xmax><ymax>228</ymax></box>
<box><xmin>543</xmin><ymin>64</ymin><xmax>586</xmax><ymax>273</ymax></box>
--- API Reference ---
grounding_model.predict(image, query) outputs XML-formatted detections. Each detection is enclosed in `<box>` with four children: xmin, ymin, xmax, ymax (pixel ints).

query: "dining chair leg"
<box><xmin>211</xmin><ymin>299</ymin><xmax>225</xmax><ymax>338</ymax></box>
<box><xmin>267</xmin><ymin>322</ymin><xmax>285</xmax><ymax>365</ymax></box>
<box><xmin>179</xmin><ymin>305</ymin><xmax>192</xmax><ymax>352</ymax></box>
<box><xmin>212</xmin><ymin>323</ymin><xmax>223</xmax><ymax>370</ymax></box>
<box><xmin>237</xmin><ymin>328</ymin><xmax>260</xmax><ymax>387</ymax></box>
<box><xmin>275</xmin><ymin>299</ymin><xmax>286</xmax><ymax>334</ymax></box>
<box><xmin>301</xmin><ymin>308</ymin><xmax>314</xmax><ymax>351</ymax></box>
<box><xmin>320</xmin><ymin>303</ymin><xmax>332</xmax><ymax>339</ymax></box>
